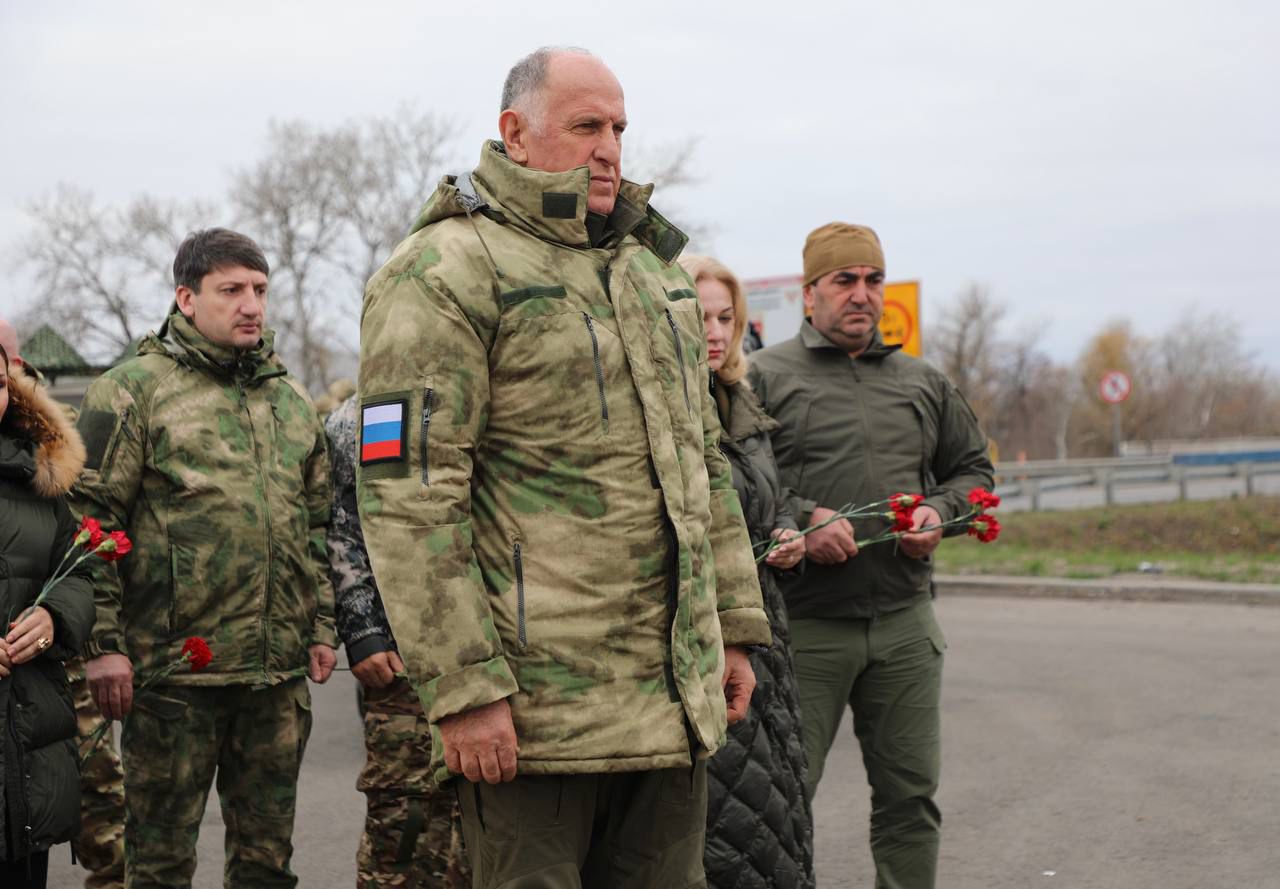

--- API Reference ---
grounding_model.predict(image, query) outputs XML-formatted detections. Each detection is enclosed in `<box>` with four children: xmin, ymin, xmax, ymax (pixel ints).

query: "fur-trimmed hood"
<box><xmin>1</xmin><ymin>361</ymin><xmax>86</xmax><ymax>497</ymax></box>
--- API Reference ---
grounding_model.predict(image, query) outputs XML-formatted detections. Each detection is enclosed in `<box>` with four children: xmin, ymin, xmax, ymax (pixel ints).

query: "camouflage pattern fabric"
<box><xmin>328</xmin><ymin>398</ymin><xmax>467</xmax><ymax>886</ymax></box>
<box><xmin>325</xmin><ymin>395</ymin><xmax>396</xmax><ymax>659</ymax></box>
<box><xmin>358</xmin><ymin>140</ymin><xmax>770</xmax><ymax>779</ymax></box>
<box><xmin>68</xmin><ymin>312</ymin><xmax>337</xmax><ymax>683</ymax></box>
<box><xmin>66</xmin><ymin>657</ymin><xmax>126</xmax><ymax>889</ymax></box>
<box><xmin>120</xmin><ymin>679</ymin><xmax>312</xmax><ymax>889</ymax></box>
<box><xmin>357</xmin><ymin>679</ymin><xmax>470</xmax><ymax>888</ymax></box>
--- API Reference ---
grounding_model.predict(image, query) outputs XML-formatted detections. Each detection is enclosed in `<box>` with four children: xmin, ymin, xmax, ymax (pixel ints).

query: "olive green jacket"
<box><xmin>358</xmin><ymin>141</ymin><xmax>769</xmax><ymax>775</ymax></box>
<box><xmin>749</xmin><ymin>323</ymin><xmax>993</xmax><ymax>619</ymax></box>
<box><xmin>69</xmin><ymin>313</ymin><xmax>337</xmax><ymax>684</ymax></box>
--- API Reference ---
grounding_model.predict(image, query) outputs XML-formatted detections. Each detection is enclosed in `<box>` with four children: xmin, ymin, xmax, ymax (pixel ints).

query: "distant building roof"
<box><xmin>21</xmin><ymin>325</ymin><xmax>90</xmax><ymax>375</ymax></box>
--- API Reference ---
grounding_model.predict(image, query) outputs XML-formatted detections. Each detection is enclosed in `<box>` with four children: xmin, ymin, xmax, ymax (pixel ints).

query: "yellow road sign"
<box><xmin>880</xmin><ymin>281</ymin><xmax>921</xmax><ymax>356</ymax></box>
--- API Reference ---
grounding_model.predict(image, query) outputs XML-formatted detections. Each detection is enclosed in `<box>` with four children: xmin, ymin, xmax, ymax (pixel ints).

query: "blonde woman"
<box><xmin>680</xmin><ymin>255</ymin><xmax>814</xmax><ymax>889</ymax></box>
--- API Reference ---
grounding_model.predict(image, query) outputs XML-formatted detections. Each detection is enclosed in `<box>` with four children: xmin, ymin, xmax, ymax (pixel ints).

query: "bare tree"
<box><xmin>15</xmin><ymin>185</ymin><xmax>214</xmax><ymax>362</ymax></box>
<box><xmin>330</xmin><ymin>106</ymin><xmax>462</xmax><ymax>301</ymax></box>
<box><xmin>624</xmin><ymin>136</ymin><xmax>709</xmax><ymax>248</ymax></box>
<box><xmin>928</xmin><ymin>284</ymin><xmax>1006</xmax><ymax>430</ymax></box>
<box><xmin>231</xmin><ymin>120</ymin><xmax>352</xmax><ymax>390</ymax></box>
<box><xmin>11</xmin><ymin>117</ymin><xmax>704</xmax><ymax>391</ymax></box>
<box><xmin>231</xmin><ymin>110</ymin><xmax>462</xmax><ymax>390</ymax></box>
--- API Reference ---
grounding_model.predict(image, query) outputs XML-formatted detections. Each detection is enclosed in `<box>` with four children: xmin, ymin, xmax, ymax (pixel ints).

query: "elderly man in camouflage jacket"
<box><xmin>326</xmin><ymin>394</ymin><xmax>469</xmax><ymax>889</ymax></box>
<box><xmin>357</xmin><ymin>48</ymin><xmax>771</xmax><ymax>889</ymax></box>
<box><xmin>70</xmin><ymin>228</ymin><xmax>338</xmax><ymax>889</ymax></box>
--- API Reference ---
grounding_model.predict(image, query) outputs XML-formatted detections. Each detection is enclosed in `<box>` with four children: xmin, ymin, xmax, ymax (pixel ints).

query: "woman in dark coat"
<box><xmin>0</xmin><ymin>345</ymin><xmax>95</xmax><ymax>888</ymax></box>
<box><xmin>680</xmin><ymin>256</ymin><xmax>815</xmax><ymax>889</ymax></box>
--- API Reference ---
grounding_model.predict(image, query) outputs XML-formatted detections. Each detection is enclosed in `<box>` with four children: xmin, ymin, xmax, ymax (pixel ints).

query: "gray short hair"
<box><xmin>500</xmin><ymin>46</ymin><xmax>594</xmax><ymax>120</ymax></box>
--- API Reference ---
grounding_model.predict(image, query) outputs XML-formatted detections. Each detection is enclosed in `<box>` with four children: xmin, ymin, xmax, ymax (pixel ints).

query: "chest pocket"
<box><xmin>911</xmin><ymin>398</ymin><xmax>941</xmax><ymax>494</ymax></box>
<box><xmin>489</xmin><ymin>284</ymin><xmax>621</xmax><ymax>442</ymax></box>
<box><xmin>657</xmin><ymin>296</ymin><xmax>703</xmax><ymax>423</ymax></box>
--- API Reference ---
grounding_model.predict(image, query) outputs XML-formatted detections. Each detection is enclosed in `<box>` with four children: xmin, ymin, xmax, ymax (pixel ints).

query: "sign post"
<box><xmin>1099</xmin><ymin>370</ymin><xmax>1132</xmax><ymax>457</ymax></box>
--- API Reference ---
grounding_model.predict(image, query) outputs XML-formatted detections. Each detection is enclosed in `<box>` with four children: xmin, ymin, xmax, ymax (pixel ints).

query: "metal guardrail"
<box><xmin>994</xmin><ymin>456</ymin><xmax>1280</xmax><ymax>509</ymax></box>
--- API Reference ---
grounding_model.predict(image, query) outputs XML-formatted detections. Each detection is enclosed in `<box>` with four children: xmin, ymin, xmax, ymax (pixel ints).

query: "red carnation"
<box><xmin>891</xmin><ymin>493</ymin><xmax>924</xmax><ymax>513</ymax></box>
<box><xmin>968</xmin><ymin>488</ymin><xmax>1001</xmax><ymax>512</ymax></box>
<box><xmin>890</xmin><ymin>511</ymin><xmax>915</xmax><ymax>534</ymax></box>
<box><xmin>181</xmin><ymin>637</ymin><xmax>213</xmax><ymax>672</ymax></box>
<box><xmin>96</xmin><ymin>530</ymin><xmax>133</xmax><ymax>562</ymax></box>
<box><xmin>967</xmin><ymin>515</ymin><xmax>1001</xmax><ymax>543</ymax></box>
<box><xmin>76</xmin><ymin>516</ymin><xmax>105</xmax><ymax>549</ymax></box>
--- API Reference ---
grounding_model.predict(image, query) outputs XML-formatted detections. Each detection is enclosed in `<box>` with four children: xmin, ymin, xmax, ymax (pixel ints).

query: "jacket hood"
<box><xmin>142</xmin><ymin>311</ymin><xmax>285</xmax><ymax>385</ymax></box>
<box><xmin>409</xmin><ymin>140</ymin><xmax>688</xmax><ymax>264</ymax></box>
<box><xmin>0</xmin><ymin>361</ymin><xmax>86</xmax><ymax>497</ymax></box>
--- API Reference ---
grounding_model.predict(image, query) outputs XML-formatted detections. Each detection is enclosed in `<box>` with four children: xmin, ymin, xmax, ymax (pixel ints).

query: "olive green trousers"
<box><xmin>456</xmin><ymin>762</ymin><xmax>708</xmax><ymax>889</ymax></box>
<box><xmin>790</xmin><ymin>598</ymin><xmax>946</xmax><ymax>889</ymax></box>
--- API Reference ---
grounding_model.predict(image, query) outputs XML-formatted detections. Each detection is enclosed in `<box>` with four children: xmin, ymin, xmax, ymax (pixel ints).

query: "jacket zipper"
<box><xmin>910</xmin><ymin>401</ymin><xmax>935</xmax><ymax>495</ymax></box>
<box><xmin>240</xmin><ymin>381</ymin><xmax>275</xmax><ymax>672</ymax></box>
<box><xmin>665</xmin><ymin>309</ymin><xmax>693</xmax><ymax>418</ymax></box>
<box><xmin>582</xmin><ymin>314</ymin><xmax>610</xmax><ymax>432</ymax></box>
<box><xmin>513</xmin><ymin>543</ymin><xmax>527</xmax><ymax>649</ymax></box>
<box><xmin>421</xmin><ymin>388</ymin><xmax>433</xmax><ymax>484</ymax></box>
<box><xmin>8</xmin><ymin>716</ymin><xmax>32</xmax><ymax>861</ymax></box>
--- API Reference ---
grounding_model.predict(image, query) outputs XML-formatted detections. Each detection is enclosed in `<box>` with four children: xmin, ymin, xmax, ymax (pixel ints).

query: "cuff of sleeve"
<box><xmin>418</xmin><ymin>656</ymin><xmax>520</xmax><ymax>724</ymax></box>
<box><xmin>346</xmin><ymin>634</ymin><xmax>392</xmax><ymax>666</ymax></box>
<box><xmin>718</xmin><ymin>607</ymin><xmax>773</xmax><ymax>648</ymax></box>
<box><xmin>923</xmin><ymin>497</ymin><xmax>972</xmax><ymax>537</ymax></box>
<box><xmin>795</xmin><ymin>498</ymin><xmax>818</xmax><ymax>528</ymax></box>
<box><xmin>84</xmin><ymin>635</ymin><xmax>124</xmax><ymax>660</ymax></box>
<box><xmin>311</xmin><ymin>624</ymin><xmax>340</xmax><ymax>649</ymax></box>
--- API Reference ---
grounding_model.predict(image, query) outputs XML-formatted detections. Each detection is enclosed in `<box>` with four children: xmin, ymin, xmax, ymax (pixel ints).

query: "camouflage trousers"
<box><xmin>357</xmin><ymin>678</ymin><xmax>469</xmax><ymax>889</ymax></box>
<box><xmin>120</xmin><ymin>678</ymin><xmax>312</xmax><ymax>889</ymax></box>
<box><xmin>67</xmin><ymin>657</ymin><xmax>127</xmax><ymax>889</ymax></box>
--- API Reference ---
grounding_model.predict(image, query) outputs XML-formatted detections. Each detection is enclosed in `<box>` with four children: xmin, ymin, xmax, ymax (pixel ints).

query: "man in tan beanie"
<box><xmin>749</xmin><ymin>222</ymin><xmax>993</xmax><ymax>889</ymax></box>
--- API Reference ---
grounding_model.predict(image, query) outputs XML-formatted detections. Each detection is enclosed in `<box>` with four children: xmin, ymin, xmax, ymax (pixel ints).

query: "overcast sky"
<box><xmin>2</xmin><ymin>0</ymin><xmax>1276</xmax><ymax>369</ymax></box>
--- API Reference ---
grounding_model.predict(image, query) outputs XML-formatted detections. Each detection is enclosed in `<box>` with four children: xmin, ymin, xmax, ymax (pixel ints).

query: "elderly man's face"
<box><xmin>804</xmin><ymin>265</ymin><xmax>886</xmax><ymax>355</ymax></box>
<box><xmin>503</xmin><ymin>54</ymin><xmax>626</xmax><ymax>215</ymax></box>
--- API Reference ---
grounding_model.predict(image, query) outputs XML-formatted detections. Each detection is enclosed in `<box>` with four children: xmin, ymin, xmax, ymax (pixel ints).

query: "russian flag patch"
<box><xmin>361</xmin><ymin>400</ymin><xmax>407</xmax><ymax>465</ymax></box>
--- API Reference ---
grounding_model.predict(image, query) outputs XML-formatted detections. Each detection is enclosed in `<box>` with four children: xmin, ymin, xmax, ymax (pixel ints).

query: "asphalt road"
<box><xmin>49</xmin><ymin>596</ymin><xmax>1280</xmax><ymax>889</ymax></box>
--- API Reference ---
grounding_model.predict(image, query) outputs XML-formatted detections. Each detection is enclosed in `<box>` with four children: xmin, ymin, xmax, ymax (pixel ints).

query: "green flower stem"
<box><xmin>13</xmin><ymin>549</ymin><xmax>99</xmax><ymax>627</ymax></box>
<box><xmin>754</xmin><ymin>501</ymin><xmax>905</xmax><ymax>563</ymax></box>
<box><xmin>756</xmin><ymin>507</ymin><xmax>988</xmax><ymax>564</ymax></box>
<box><xmin>78</xmin><ymin>652</ymin><xmax>194</xmax><ymax>764</ymax></box>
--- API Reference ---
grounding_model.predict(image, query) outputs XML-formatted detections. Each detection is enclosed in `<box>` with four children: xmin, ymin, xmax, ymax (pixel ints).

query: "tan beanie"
<box><xmin>802</xmin><ymin>222</ymin><xmax>885</xmax><ymax>285</ymax></box>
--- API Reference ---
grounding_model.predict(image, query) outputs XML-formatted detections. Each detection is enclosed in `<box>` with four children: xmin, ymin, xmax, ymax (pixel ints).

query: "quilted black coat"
<box><xmin>0</xmin><ymin>363</ymin><xmax>95</xmax><ymax>863</ymax></box>
<box><xmin>705</xmin><ymin>378</ymin><xmax>815</xmax><ymax>889</ymax></box>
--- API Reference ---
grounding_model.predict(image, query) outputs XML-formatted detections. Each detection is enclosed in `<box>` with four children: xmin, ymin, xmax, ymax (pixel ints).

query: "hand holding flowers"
<box><xmin>755</xmin><ymin>488</ymin><xmax>1002</xmax><ymax>563</ymax></box>
<box><xmin>4</xmin><ymin>517</ymin><xmax>133</xmax><ymax>658</ymax></box>
<box><xmin>80</xmin><ymin>636</ymin><xmax>212</xmax><ymax>762</ymax></box>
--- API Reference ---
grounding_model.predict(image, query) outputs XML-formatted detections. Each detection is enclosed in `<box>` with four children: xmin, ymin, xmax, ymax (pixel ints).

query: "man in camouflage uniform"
<box><xmin>69</xmin><ymin>228</ymin><xmax>339</xmax><ymax>889</ymax></box>
<box><xmin>357</xmin><ymin>48</ymin><xmax>771</xmax><ymax>889</ymax></box>
<box><xmin>0</xmin><ymin>316</ymin><xmax>126</xmax><ymax>889</ymax></box>
<box><xmin>325</xmin><ymin>394</ymin><xmax>470</xmax><ymax>889</ymax></box>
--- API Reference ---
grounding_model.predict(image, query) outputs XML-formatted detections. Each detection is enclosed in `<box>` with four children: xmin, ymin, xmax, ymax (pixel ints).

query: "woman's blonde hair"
<box><xmin>678</xmin><ymin>254</ymin><xmax>749</xmax><ymax>385</ymax></box>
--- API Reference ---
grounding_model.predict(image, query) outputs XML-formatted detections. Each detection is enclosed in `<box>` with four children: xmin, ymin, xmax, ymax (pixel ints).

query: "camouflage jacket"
<box><xmin>358</xmin><ymin>141</ymin><xmax>770</xmax><ymax>775</ymax></box>
<box><xmin>70</xmin><ymin>312</ymin><xmax>337</xmax><ymax>685</ymax></box>
<box><xmin>325</xmin><ymin>395</ymin><xmax>396</xmax><ymax>664</ymax></box>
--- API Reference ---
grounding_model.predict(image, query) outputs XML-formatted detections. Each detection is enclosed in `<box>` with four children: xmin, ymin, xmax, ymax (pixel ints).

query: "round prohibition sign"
<box><xmin>880</xmin><ymin>299</ymin><xmax>915</xmax><ymax>345</ymax></box>
<box><xmin>1099</xmin><ymin>370</ymin><xmax>1132</xmax><ymax>404</ymax></box>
